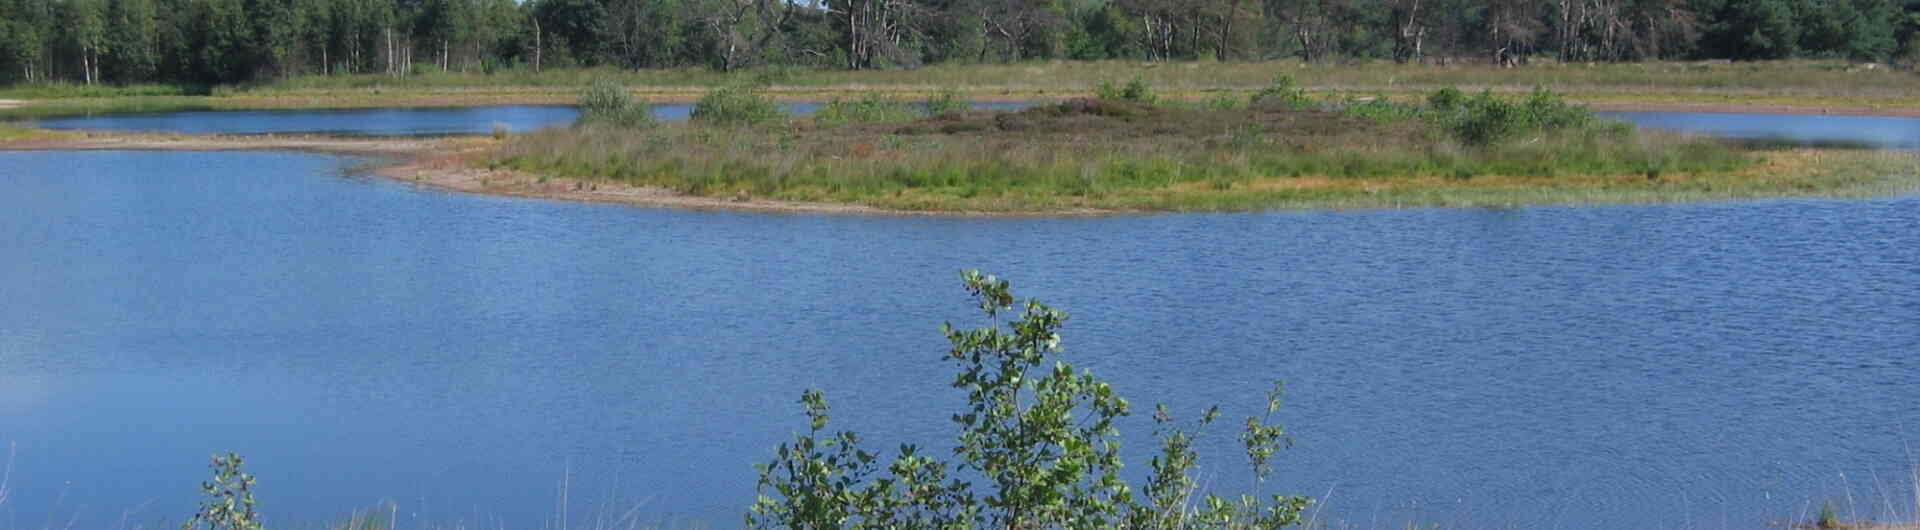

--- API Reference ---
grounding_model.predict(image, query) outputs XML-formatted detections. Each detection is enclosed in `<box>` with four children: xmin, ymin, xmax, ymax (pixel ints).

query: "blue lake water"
<box><xmin>35</xmin><ymin>103</ymin><xmax>1920</xmax><ymax>149</ymax></box>
<box><xmin>31</xmin><ymin>102</ymin><xmax>1035</xmax><ymax>136</ymax></box>
<box><xmin>2</xmin><ymin>145</ymin><xmax>1918</xmax><ymax>528</ymax></box>
<box><xmin>1598</xmin><ymin>111</ymin><xmax>1920</xmax><ymax>149</ymax></box>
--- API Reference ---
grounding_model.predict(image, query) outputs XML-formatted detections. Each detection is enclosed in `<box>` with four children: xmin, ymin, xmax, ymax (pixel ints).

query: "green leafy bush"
<box><xmin>576</xmin><ymin>79</ymin><xmax>657</xmax><ymax>129</ymax></box>
<box><xmin>1350</xmin><ymin>87</ymin><xmax>1611</xmax><ymax>146</ymax></box>
<box><xmin>1095</xmin><ymin>76</ymin><xmax>1158</xmax><ymax>104</ymax></box>
<box><xmin>693</xmin><ymin>84</ymin><xmax>783</xmax><ymax>126</ymax></box>
<box><xmin>1250</xmin><ymin>73</ymin><xmax>1313</xmax><ymax>110</ymax></box>
<box><xmin>815</xmin><ymin>92</ymin><xmax>920</xmax><ymax>126</ymax></box>
<box><xmin>184</xmin><ymin>453</ymin><xmax>263</xmax><ymax>530</ymax></box>
<box><xmin>748</xmin><ymin>271</ymin><xmax>1312</xmax><ymax>530</ymax></box>
<box><xmin>1423</xmin><ymin>88</ymin><xmax>1599</xmax><ymax>145</ymax></box>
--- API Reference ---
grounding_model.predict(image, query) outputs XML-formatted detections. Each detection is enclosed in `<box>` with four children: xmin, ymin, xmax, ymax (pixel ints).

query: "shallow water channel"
<box><xmin>2</xmin><ymin>109</ymin><xmax>1918</xmax><ymax>529</ymax></box>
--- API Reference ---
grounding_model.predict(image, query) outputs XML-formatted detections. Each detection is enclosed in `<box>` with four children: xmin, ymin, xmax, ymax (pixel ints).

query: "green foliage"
<box><xmin>1095</xmin><ymin>76</ymin><xmax>1156</xmax><ymax>104</ymax></box>
<box><xmin>1199</xmin><ymin>93</ymin><xmax>1245</xmax><ymax>111</ymax></box>
<box><xmin>1341</xmin><ymin>96</ymin><xmax>1418</xmax><ymax>124</ymax></box>
<box><xmin>924</xmin><ymin>87</ymin><xmax>971</xmax><ymax>116</ymax></box>
<box><xmin>575</xmin><ymin>79</ymin><xmax>657</xmax><ymax>129</ymax></box>
<box><xmin>1351</xmin><ymin>87</ymin><xmax>1606</xmax><ymax>146</ymax></box>
<box><xmin>1425</xmin><ymin>88</ymin><xmax>1597</xmax><ymax>145</ymax></box>
<box><xmin>692</xmin><ymin>84</ymin><xmax>782</xmax><ymax>126</ymax></box>
<box><xmin>1817</xmin><ymin>500</ymin><xmax>1843</xmax><ymax>528</ymax></box>
<box><xmin>748</xmin><ymin>271</ymin><xmax>1312</xmax><ymax>529</ymax></box>
<box><xmin>183</xmin><ymin>452</ymin><xmax>262</xmax><ymax>530</ymax></box>
<box><xmin>1249</xmin><ymin>74</ymin><xmax>1311</xmax><ymax>110</ymax></box>
<box><xmin>815</xmin><ymin>92</ymin><xmax>918</xmax><ymax>126</ymax></box>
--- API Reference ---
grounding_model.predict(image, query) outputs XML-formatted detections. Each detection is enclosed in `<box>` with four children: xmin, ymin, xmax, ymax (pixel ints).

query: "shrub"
<box><xmin>1250</xmin><ymin>73</ymin><xmax>1313</xmax><ymax>110</ymax></box>
<box><xmin>925</xmin><ymin>87</ymin><xmax>972</xmax><ymax>116</ymax></box>
<box><xmin>748</xmin><ymin>271</ymin><xmax>1312</xmax><ymax>530</ymax></box>
<box><xmin>1095</xmin><ymin>76</ymin><xmax>1158</xmax><ymax>104</ymax></box>
<box><xmin>576</xmin><ymin>79</ymin><xmax>656</xmax><ymax>129</ymax></box>
<box><xmin>1421</xmin><ymin>87</ymin><xmax>1604</xmax><ymax>146</ymax></box>
<box><xmin>184</xmin><ymin>453</ymin><xmax>263</xmax><ymax>530</ymax></box>
<box><xmin>814</xmin><ymin>92</ymin><xmax>919</xmax><ymax>126</ymax></box>
<box><xmin>693</xmin><ymin>84</ymin><xmax>783</xmax><ymax>126</ymax></box>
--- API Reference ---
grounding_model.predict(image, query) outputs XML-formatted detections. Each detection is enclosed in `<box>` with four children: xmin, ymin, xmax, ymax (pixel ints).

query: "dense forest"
<box><xmin>2</xmin><ymin>0</ymin><xmax>1918</xmax><ymax>85</ymax></box>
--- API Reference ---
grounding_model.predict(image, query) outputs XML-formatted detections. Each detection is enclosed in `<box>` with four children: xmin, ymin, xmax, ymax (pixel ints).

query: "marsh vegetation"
<box><xmin>485</xmin><ymin>79</ymin><xmax>1918</xmax><ymax>213</ymax></box>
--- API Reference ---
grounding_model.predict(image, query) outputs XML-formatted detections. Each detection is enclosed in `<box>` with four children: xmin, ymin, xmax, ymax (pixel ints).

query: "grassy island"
<box><xmin>484</xmin><ymin>80</ymin><xmax>1918</xmax><ymax>214</ymax></box>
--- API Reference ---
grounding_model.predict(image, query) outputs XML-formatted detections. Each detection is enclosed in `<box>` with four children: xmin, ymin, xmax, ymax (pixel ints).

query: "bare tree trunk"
<box><xmin>1219</xmin><ymin>0</ymin><xmax>1240</xmax><ymax>60</ymax></box>
<box><xmin>532</xmin><ymin>18</ymin><xmax>542</xmax><ymax>72</ymax></box>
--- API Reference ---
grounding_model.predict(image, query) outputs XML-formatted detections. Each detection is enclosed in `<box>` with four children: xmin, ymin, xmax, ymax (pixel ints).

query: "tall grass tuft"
<box><xmin>924</xmin><ymin>87</ymin><xmax>972</xmax><ymax>116</ymax></box>
<box><xmin>575</xmin><ymin>80</ymin><xmax>656</xmax><ymax>129</ymax></box>
<box><xmin>813</xmin><ymin>91</ymin><xmax>918</xmax><ymax>126</ymax></box>
<box><xmin>691</xmin><ymin>84</ymin><xmax>782</xmax><ymax>126</ymax></box>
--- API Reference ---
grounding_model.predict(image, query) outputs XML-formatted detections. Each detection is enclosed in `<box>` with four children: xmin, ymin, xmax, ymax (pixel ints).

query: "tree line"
<box><xmin>3</xmin><ymin>0</ymin><xmax>1918</xmax><ymax>85</ymax></box>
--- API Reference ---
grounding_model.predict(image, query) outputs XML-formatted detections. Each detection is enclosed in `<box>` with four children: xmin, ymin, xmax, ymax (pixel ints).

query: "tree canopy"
<box><xmin>2</xmin><ymin>0</ymin><xmax>1919</xmax><ymax>85</ymax></box>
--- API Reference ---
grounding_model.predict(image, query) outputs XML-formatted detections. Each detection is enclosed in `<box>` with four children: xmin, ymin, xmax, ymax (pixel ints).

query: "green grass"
<box><xmin>10</xmin><ymin>60</ymin><xmax>1920</xmax><ymax>121</ymax></box>
<box><xmin>0</xmin><ymin>96</ymin><xmax>217</xmax><ymax>120</ymax></box>
<box><xmin>217</xmin><ymin>60</ymin><xmax>1920</xmax><ymax>106</ymax></box>
<box><xmin>0</xmin><ymin>122</ymin><xmax>76</xmax><ymax>141</ymax></box>
<box><xmin>482</xmin><ymin>94</ymin><xmax>1912</xmax><ymax>213</ymax></box>
<box><xmin>0</xmin><ymin>82</ymin><xmax>206</xmax><ymax>99</ymax></box>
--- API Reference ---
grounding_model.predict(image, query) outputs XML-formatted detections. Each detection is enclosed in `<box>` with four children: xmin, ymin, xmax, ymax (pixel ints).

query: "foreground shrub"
<box><xmin>693</xmin><ymin>84</ymin><xmax>783</xmax><ymax>126</ymax></box>
<box><xmin>748</xmin><ymin>271</ymin><xmax>1312</xmax><ymax>529</ymax></box>
<box><xmin>184</xmin><ymin>452</ymin><xmax>263</xmax><ymax>530</ymax></box>
<box><xmin>815</xmin><ymin>92</ymin><xmax>919</xmax><ymax>126</ymax></box>
<box><xmin>575</xmin><ymin>80</ymin><xmax>656</xmax><ymax>129</ymax></box>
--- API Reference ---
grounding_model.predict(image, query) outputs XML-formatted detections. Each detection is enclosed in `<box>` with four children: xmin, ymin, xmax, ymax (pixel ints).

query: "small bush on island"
<box><xmin>1250</xmin><ymin>74</ymin><xmax>1314</xmax><ymax>111</ymax></box>
<box><xmin>575</xmin><ymin>80</ymin><xmax>656</xmax><ymax>129</ymax></box>
<box><xmin>693</xmin><ymin>84</ymin><xmax>783</xmax><ymax>126</ymax></box>
<box><xmin>1095</xmin><ymin>76</ymin><xmax>1158</xmax><ymax>104</ymax></box>
<box><xmin>1343</xmin><ymin>86</ymin><xmax>1603</xmax><ymax>146</ymax></box>
<box><xmin>748</xmin><ymin>271</ymin><xmax>1312</xmax><ymax>529</ymax></box>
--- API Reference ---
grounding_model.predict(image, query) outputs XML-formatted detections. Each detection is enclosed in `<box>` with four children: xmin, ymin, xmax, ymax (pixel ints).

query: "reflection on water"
<box><xmin>1598</xmin><ymin>110</ymin><xmax>1920</xmax><ymax>149</ymax></box>
<box><xmin>33</xmin><ymin>102</ymin><xmax>1035</xmax><ymax>136</ymax></box>
<box><xmin>2</xmin><ymin>151</ymin><xmax>1917</xmax><ymax>528</ymax></box>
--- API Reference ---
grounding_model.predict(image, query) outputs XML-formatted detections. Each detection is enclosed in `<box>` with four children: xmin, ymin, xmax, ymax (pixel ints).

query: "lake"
<box><xmin>34</xmin><ymin>103</ymin><xmax>1920</xmax><ymax>149</ymax></box>
<box><xmin>1</xmin><ymin>111</ymin><xmax>1918</xmax><ymax>529</ymax></box>
<box><xmin>30</xmin><ymin>102</ymin><xmax>1032</xmax><ymax>137</ymax></box>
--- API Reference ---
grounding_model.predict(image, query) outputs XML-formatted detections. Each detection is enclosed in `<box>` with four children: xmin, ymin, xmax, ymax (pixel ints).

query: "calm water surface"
<box><xmin>39</xmin><ymin>103</ymin><xmax>1920</xmax><ymax>148</ymax></box>
<box><xmin>2</xmin><ymin>149</ymin><xmax>1917</xmax><ymax>529</ymax></box>
<box><xmin>32</xmin><ymin>102</ymin><xmax>1034</xmax><ymax>136</ymax></box>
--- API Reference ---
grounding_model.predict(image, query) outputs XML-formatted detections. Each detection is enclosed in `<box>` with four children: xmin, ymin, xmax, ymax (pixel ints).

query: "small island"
<box><xmin>453</xmin><ymin>78</ymin><xmax>1917</xmax><ymax>214</ymax></box>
